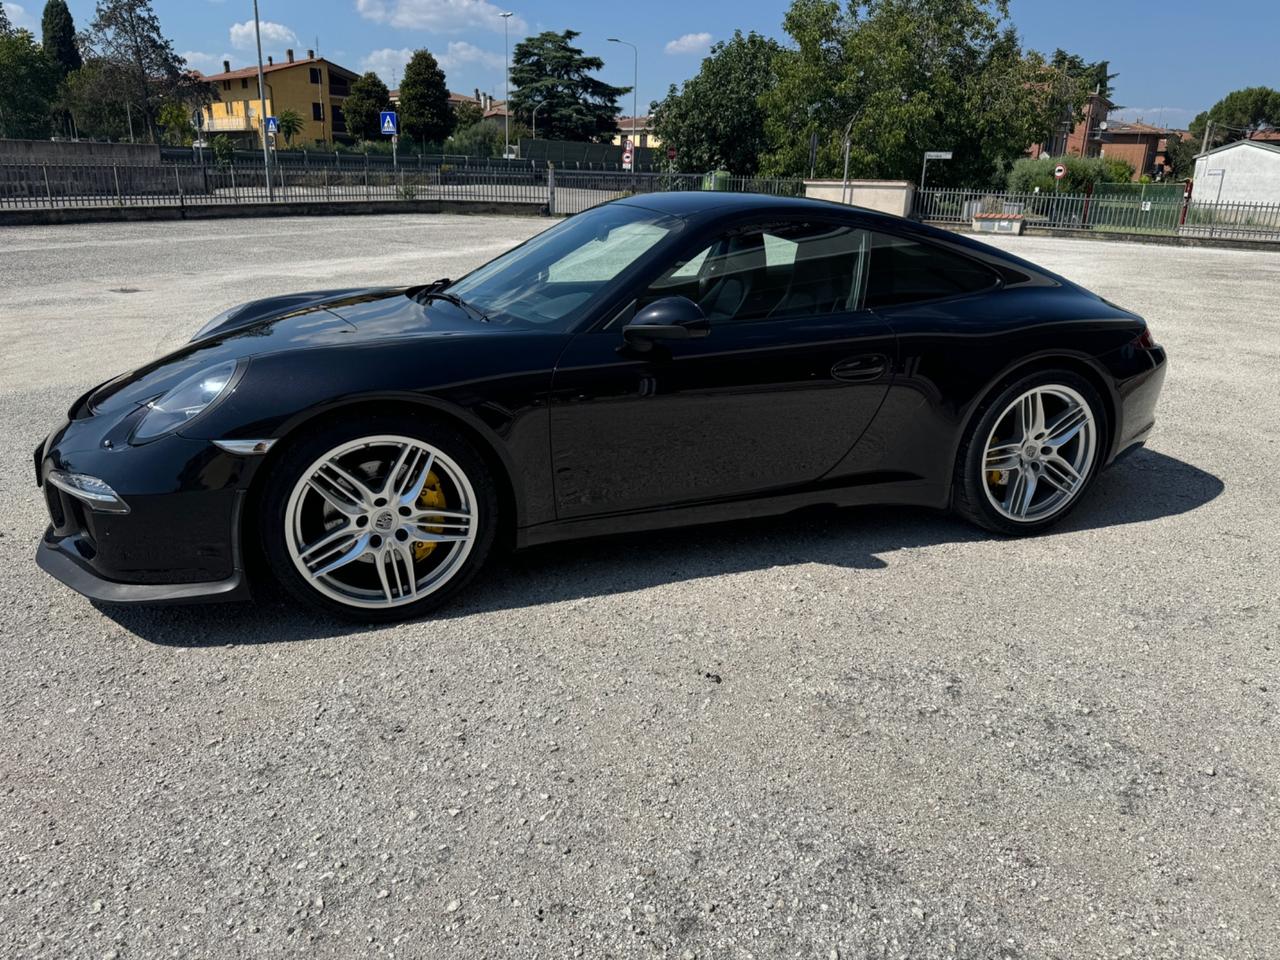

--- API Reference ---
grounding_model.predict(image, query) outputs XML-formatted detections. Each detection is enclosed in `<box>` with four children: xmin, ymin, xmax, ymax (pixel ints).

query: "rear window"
<box><xmin>864</xmin><ymin>232</ymin><xmax>998</xmax><ymax>309</ymax></box>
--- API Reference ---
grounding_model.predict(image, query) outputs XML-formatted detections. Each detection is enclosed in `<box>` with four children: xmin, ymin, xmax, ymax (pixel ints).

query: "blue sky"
<box><xmin>5</xmin><ymin>0</ymin><xmax>1273</xmax><ymax>126</ymax></box>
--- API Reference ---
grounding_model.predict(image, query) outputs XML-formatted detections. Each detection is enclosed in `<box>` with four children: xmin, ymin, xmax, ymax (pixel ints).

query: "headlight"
<box><xmin>132</xmin><ymin>360</ymin><xmax>240</xmax><ymax>442</ymax></box>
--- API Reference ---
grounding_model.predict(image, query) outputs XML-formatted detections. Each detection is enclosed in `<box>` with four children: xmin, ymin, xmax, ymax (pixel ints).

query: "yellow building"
<box><xmin>611</xmin><ymin>116</ymin><xmax>662</xmax><ymax>150</ymax></box>
<box><xmin>200</xmin><ymin>50</ymin><xmax>360</xmax><ymax>146</ymax></box>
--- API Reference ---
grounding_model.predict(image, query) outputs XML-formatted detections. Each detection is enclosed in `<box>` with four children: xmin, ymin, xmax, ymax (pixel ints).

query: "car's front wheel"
<box><xmin>953</xmin><ymin>371</ymin><xmax>1105</xmax><ymax>535</ymax></box>
<box><xmin>260</xmin><ymin>414</ymin><xmax>498</xmax><ymax>622</ymax></box>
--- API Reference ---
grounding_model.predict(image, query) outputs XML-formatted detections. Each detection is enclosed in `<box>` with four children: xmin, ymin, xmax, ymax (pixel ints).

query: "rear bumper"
<box><xmin>36</xmin><ymin>536</ymin><xmax>247</xmax><ymax>604</ymax></box>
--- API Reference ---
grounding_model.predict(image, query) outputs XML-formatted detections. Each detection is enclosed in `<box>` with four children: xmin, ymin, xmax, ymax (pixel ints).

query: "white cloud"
<box><xmin>361</xmin><ymin>48</ymin><xmax>413</xmax><ymax>86</ymax></box>
<box><xmin>229</xmin><ymin>19</ymin><xmax>299</xmax><ymax>51</ymax></box>
<box><xmin>665</xmin><ymin>32</ymin><xmax>712</xmax><ymax>55</ymax></box>
<box><xmin>181</xmin><ymin>50</ymin><xmax>236</xmax><ymax>73</ymax></box>
<box><xmin>356</xmin><ymin>0</ymin><xmax>526</xmax><ymax>34</ymax></box>
<box><xmin>6</xmin><ymin>2</ymin><xmax>37</xmax><ymax>30</ymax></box>
<box><xmin>438</xmin><ymin>41</ymin><xmax>504</xmax><ymax>72</ymax></box>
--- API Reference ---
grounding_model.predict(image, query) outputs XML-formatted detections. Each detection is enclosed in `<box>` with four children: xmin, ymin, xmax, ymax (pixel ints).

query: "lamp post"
<box><xmin>501</xmin><ymin>11</ymin><xmax>513</xmax><ymax>158</ymax></box>
<box><xmin>531</xmin><ymin>100</ymin><xmax>546</xmax><ymax>140</ymax></box>
<box><xmin>607</xmin><ymin>38</ymin><xmax>638</xmax><ymax>156</ymax></box>
<box><xmin>252</xmin><ymin>0</ymin><xmax>273</xmax><ymax>199</ymax></box>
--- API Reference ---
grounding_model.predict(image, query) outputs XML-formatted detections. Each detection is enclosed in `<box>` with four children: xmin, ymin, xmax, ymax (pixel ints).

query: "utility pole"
<box><xmin>252</xmin><ymin>0</ymin><xmax>273</xmax><ymax>200</ymax></box>
<box><xmin>1200</xmin><ymin>119</ymin><xmax>1213</xmax><ymax>155</ymax></box>
<box><xmin>501</xmin><ymin>11</ymin><xmax>513</xmax><ymax>158</ymax></box>
<box><xmin>607</xmin><ymin>38</ymin><xmax>639</xmax><ymax>152</ymax></box>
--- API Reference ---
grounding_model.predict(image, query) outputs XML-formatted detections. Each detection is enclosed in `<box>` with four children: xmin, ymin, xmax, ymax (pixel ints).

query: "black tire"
<box><xmin>259</xmin><ymin>412</ymin><xmax>499</xmax><ymax>623</ymax></box>
<box><xmin>952</xmin><ymin>369</ymin><xmax>1107</xmax><ymax>536</ymax></box>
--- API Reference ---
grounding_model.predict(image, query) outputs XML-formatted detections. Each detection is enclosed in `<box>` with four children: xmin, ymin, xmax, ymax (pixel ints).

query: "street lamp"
<box><xmin>607</xmin><ymin>38</ymin><xmax>638</xmax><ymax>158</ymax></box>
<box><xmin>252</xmin><ymin>0</ymin><xmax>272</xmax><ymax>199</ymax></box>
<box><xmin>531</xmin><ymin>100</ymin><xmax>546</xmax><ymax>140</ymax></box>
<box><xmin>501</xmin><ymin>11</ymin><xmax>513</xmax><ymax>158</ymax></box>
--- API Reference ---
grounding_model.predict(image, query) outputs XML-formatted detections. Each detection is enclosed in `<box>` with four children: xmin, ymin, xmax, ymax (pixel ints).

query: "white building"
<box><xmin>1192</xmin><ymin>140</ymin><xmax>1280</xmax><ymax>205</ymax></box>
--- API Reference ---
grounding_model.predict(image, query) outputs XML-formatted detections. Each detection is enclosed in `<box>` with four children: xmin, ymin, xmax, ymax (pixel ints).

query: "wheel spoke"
<box><xmin>984</xmin><ymin>441</ymin><xmax>1021</xmax><ymax>472</ymax></box>
<box><xmin>309</xmin><ymin>460</ymin><xmax>373</xmax><ymax>515</ymax></box>
<box><xmin>1004</xmin><ymin>467</ymin><xmax>1038</xmax><ymax>518</ymax></box>
<box><xmin>309</xmin><ymin>532</ymin><xmax>372</xmax><ymax>578</ymax></box>
<box><xmin>1016</xmin><ymin>390</ymin><xmax>1046</xmax><ymax>439</ymax></box>
<box><xmin>395</xmin><ymin>448</ymin><xmax>436</xmax><ymax>506</ymax></box>
<box><xmin>1044</xmin><ymin>403</ymin><xmax>1089</xmax><ymax>448</ymax></box>
<box><xmin>1041</xmin><ymin>455</ymin><xmax>1082</xmax><ymax>494</ymax></box>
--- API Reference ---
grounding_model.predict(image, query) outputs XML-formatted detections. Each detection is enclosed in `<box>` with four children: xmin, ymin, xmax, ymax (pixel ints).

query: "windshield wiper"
<box><xmin>411</xmin><ymin>283</ymin><xmax>489</xmax><ymax>323</ymax></box>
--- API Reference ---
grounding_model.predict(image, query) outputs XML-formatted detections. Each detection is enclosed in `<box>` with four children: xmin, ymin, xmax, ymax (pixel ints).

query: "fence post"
<box><xmin>364</xmin><ymin>156</ymin><xmax>370</xmax><ymax>200</ymax></box>
<box><xmin>231</xmin><ymin>165</ymin><xmax>239</xmax><ymax>203</ymax></box>
<box><xmin>42</xmin><ymin>165</ymin><xmax>52</xmax><ymax>207</ymax></box>
<box><xmin>174</xmin><ymin>164</ymin><xmax>184</xmax><ymax>208</ymax></box>
<box><xmin>278</xmin><ymin>161</ymin><xmax>285</xmax><ymax>199</ymax></box>
<box><xmin>113</xmin><ymin>165</ymin><xmax>122</xmax><ymax>206</ymax></box>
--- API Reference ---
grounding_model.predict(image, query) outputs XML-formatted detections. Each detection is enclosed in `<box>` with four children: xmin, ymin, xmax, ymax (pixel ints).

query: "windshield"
<box><xmin>446</xmin><ymin>203</ymin><xmax>684</xmax><ymax>331</ymax></box>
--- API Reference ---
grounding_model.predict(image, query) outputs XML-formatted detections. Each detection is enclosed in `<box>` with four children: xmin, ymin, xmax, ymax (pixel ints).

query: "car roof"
<box><xmin>617</xmin><ymin>190</ymin><xmax>885</xmax><ymax>221</ymax></box>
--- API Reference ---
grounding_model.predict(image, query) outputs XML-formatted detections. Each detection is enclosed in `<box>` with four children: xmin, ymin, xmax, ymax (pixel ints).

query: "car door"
<box><xmin>548</xmin><ymin>217</ymin><xmax>897</xmax><ymax>518</ymax></box>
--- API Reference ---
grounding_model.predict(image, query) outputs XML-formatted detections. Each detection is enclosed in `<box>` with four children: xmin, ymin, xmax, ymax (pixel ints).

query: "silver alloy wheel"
<box><xmin>981</xmin><ymin>384</ymin><xmax>1097</xmax><ymax>523</ymax></box>
<box><xmin>284</xmin><ymin>435</ymin><xmax>478</xmax><ymax>609</ymax></box>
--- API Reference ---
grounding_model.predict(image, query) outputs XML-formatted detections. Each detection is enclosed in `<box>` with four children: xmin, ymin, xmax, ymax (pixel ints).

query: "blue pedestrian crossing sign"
<box><xmin>265</xmin><ymin>116</ymin><xmax>279</xmax><ymax>135</ymax></box>
<box><xmin>380</xmin><ymin>111</ymin><xmax>398</xmax><ymax>136</ymax></box>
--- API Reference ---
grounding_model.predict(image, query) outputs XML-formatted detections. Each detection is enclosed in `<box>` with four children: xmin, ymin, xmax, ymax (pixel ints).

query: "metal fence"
<box><xmin>914</xmin><ymin>187</ymin><xmax>1280</xmax><ymax>242</ymax></box>
<box><xmin>0</xmin><ymin>160</ymin><xmax>807</xmax><ymax>217</ymax></box>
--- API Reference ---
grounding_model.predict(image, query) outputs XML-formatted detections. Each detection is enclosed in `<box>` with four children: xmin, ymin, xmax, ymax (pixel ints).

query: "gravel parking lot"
<box><xmin>1</xmin><ymin>213</ymin><xmax>1276</xmax><ymax>959</ymax></box>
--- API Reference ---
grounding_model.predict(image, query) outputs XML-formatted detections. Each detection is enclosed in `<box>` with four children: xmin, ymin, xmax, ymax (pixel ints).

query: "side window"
<box><xmin>864</xmin><ymin>232</ymin><xmax>998</xmax><ymax>309</ymax></box>
<box><xmin>642</xmin><ymin>221</ymin><xmax>869</xmax><ymax>324</ymax></box>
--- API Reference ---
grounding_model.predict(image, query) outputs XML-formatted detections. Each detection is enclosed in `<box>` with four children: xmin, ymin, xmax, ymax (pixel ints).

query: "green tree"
<box><xmin>0</xmin><ymin>3</ymin><xmax>13</xmax><ymax>35</ymax></box>
<box><xmin>0</xmin><ymin>28</ymin><xmax>58</xmax><ymax>137</ymax></box>
<box><xmin>1189</xmin><ymin>86</ymin><xmax>1280</xmax><ymax>149</ymax></box>
<box><xmin>156</xmin><ymin>98</ymin><xmax>191</xmax><ymax>144</ymax></box>
<box><xmin>761</xmin><ymin>0</ymin><xmax>1063</xmax><ymax>188</ymax></box>
<box><xmin>399</xmin><ymin>48</ymin><xmax>453</xmax><ymax>145</ymax></box>
<box><xmin>84</xmin><ymin>0</ymin><xmax>203</xmax><ymax>143</ymax></box>
<box><xmin>447</xmin><ymin>118</ymin><xmax>530</xmax><ymax>157</ymax></box>
<box><xmin>276</xmin><ymin>107</ymin><xmax>304</xmax><ymax>145</ymax></box>
<box><xmin>453</xmin><ymin>99</ymin><xmax>483</xmax><ymax>128</ymax></box>
<box><xmin>210</xmin><ymin>133</ymin><xmax>234</xmax><ymax>167</ymax></box>
<box><xmin>1163</xmin><ymin>132</ymin><xmax>1197</xmax><ymax>179</ymax></box>
<box><xmin>41</xmin><ymin>0</ymin><xmax>80</xmax><ymax>76</ymax></box>
<box><xmin>343</xmin><ymin>70</ymin><xmax>390</xmax><ymax>141</ymax></box>
<box><xmin>509</xmin><ymin>30</ymin><xmax>628</xmax><ymax>143</ymax></box>
<box><xmin>651</xmin><ymin>31</ymin><xmax>781</xmax><ymax>175</ymax></box>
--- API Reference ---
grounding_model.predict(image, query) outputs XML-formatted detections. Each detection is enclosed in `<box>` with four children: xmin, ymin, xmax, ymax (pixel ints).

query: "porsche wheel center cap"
<box><xmin>373</xmin><ymin>510</ymin><xmax>396</xmax><ymax>533</ymax></box>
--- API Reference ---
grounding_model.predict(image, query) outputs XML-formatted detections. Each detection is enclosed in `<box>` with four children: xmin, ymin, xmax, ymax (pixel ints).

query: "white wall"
<box><xmin>1192</xmin><ymin>143</ymin><xmax>1280</xmax><ymax>205</ymax></box>
<box><xmin>804</xmin><ymin>180</ymin><xmax>915</xmax><ymax>218</ymax></box>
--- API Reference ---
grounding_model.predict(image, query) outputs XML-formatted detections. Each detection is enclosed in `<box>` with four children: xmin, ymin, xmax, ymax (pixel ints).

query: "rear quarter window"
<box><xmin>864</xmin><ymin>232</ymin><xmax>999</xmax><ymax>309</ymax></box>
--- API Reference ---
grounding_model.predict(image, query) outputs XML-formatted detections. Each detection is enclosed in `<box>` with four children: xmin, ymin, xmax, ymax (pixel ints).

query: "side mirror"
<box><xmin>623</xmin><ymin>296</ymin><xmax>710</xmax><ymax>343</ymax></box>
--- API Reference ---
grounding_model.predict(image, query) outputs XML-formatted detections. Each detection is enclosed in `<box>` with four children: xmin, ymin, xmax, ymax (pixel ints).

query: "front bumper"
<box><xmin>34</xmin><ymin>416</ymin><xmax>256</xmax><ymax>605</ymax></box>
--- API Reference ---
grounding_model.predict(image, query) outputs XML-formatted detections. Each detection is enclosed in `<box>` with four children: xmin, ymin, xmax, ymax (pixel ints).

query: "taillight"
<box><xmin>1133</xmin><ymin>326</ymin><xmax>1156</xmax><ymax>350</ymax></box>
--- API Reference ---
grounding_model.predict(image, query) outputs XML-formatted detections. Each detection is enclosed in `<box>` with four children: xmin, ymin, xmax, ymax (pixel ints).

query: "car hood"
<box><xmin>84</xmin><ymin>287</ymin><xmax>493</xmax><ymax>419</ymax></box>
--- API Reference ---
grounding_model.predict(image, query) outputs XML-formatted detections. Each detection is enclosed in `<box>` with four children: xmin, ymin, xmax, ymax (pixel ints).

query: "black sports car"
<box><xmin>35</xmin><ymin>193</ymin><xmax>1166</xmax><ymax>621</ymax></box>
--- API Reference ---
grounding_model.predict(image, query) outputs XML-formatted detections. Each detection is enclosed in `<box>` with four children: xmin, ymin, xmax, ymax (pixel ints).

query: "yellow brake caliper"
<box><xmin>412</xmin><ymin>471</ymin><xmax>446</xmax><ymax>561</ymax></box>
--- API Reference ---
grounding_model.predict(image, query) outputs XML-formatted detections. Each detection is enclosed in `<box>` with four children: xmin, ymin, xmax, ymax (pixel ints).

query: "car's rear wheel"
<box><xmin>953</xmin><ymin>371</ymin><xmax>1105</xmax><ymax>535</ymax></box>
<box><xmin>260</xmin><ymin>414</ymin><xmax>497</xmax><ymax>622</ymax></box>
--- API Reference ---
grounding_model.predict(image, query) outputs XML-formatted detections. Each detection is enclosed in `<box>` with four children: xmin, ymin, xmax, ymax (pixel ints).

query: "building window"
<box><xmin>241</xmin><ymin>78</ymin><xmax>249</xmax><ymax>89</ymax></box>
<box><xmin>309</xmin><ymin>67</ymin><xmax>321</xmax><ymax>84</ymax></box>
<box><xmin>222</xmin><ymin>80</ymin><xmax>230</xmax><ymax>91</ymax></box>
<box><xmin>312</xmin><ymin>102</ymin><xmax>324</xmax><ymax>121</ymax></box>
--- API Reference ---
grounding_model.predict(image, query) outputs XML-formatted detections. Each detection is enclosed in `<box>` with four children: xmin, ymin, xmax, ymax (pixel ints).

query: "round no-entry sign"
<box><xmin>667</xmin><ymin>146</ymin><xmax>676</xmax><ymax>161</ymax></box>
<box><xmin>1054</xmin><ymin>163</ymin><xmax>1067</xmax><ymax>180</ymax></box>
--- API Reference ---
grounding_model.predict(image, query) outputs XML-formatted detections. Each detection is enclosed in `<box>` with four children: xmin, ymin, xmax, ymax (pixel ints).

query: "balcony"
<box><xmin>204</xmin><ymin>115</ymin><xmax>256</xmax><ymax>133</ymax></box>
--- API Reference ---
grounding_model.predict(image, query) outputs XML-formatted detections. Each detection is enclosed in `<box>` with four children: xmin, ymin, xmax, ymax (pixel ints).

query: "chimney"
<box><xmin>307</xmin><ymin>49</ymin><xmax>315</xmax><ymax>59</ymax></box>
<box><xmin>267</xmin><ymin>55</ymin><xmax>273</xmax><ymax>65</ymax></box>
<box><xmin>222</xmin><ymin>59</ymin><xmax>230</xmax><ymax>73</ymax></box>
<box><xmin>286</xmin><ymin>49</ymin><xmax>294</xmax><ymax>63</ymax></box>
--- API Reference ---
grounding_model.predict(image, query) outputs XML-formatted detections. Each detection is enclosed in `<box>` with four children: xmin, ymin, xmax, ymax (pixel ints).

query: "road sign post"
<box><xmin>920</xmin><ymin>150</ymin><xmax>952</xmax><ymax>193</ymax></box>
<box><xmin>622</xmin><ymin>137</ymin><xmax>634</xmax><ymax>173</ymax></box>
<box><xmin>380</xmin><ymin>111</ymin><xmax>399</xmax><ymax>169</ymax></box>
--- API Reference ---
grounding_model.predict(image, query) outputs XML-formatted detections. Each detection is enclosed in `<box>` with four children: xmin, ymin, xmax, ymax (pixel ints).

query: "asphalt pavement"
<box><xmin>0</xmin><ymin>214</ymin><xmax>1276</xmax><ymax>959</ymax></box>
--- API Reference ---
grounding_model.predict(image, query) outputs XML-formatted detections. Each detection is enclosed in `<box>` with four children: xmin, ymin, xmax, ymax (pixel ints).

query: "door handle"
<box><xmin>831</xmin><ymin>355</ymin><xmax>887</xmax><ymax>382</ymax></box>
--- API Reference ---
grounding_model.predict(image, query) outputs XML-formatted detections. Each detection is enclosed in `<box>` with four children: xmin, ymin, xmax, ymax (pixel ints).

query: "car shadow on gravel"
<box><xmin>102</xmin><ymin>447</ymin><xmax>1222</xmax><ymax>646</ymax></box>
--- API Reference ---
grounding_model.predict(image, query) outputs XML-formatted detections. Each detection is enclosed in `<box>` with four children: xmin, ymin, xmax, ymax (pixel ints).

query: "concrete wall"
<box><xmin>803</xmin><ymin>179</ymin><xmax>915</xmax><ymax>217</ymax></box>
<box><xmin>1193</xmin><ymin>142</ymin><xmax>1280</xmax><ymax>205</ymax></box>
<box><xmin>0</xmin><ymin>140</ymin><xmax>161</xmax><ymax>166</ymax></box>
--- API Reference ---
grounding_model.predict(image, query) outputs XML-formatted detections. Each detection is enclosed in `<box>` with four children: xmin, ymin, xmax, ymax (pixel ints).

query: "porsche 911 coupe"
<box><xmin>34</xmin><ymin>192</ymin><xmax>1167</xmax><ymax>621</ymax></box>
